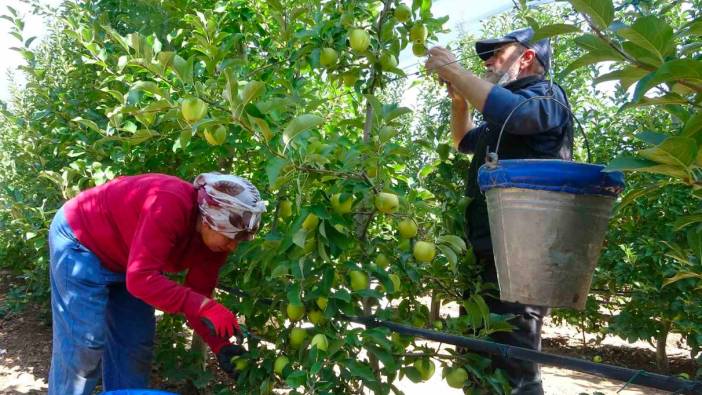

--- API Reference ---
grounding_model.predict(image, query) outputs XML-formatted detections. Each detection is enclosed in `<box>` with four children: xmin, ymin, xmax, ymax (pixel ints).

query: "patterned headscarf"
<box><xmin>193</xmin><ymin>173</ymin><xmax>266</xmax><ymax>239</ymax></box>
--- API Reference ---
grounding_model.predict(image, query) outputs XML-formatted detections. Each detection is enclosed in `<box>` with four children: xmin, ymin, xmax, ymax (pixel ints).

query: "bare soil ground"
<box><xmin>1</xmin><ymin>271</ymin><xmax>696</xmax><ymax>395</ymax></box>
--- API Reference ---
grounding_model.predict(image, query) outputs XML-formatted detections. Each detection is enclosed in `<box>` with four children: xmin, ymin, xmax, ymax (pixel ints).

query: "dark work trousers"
<box><xmin>467</xmin><ymin>250</ymin><xmax>550</xmax><ymax>395</ymax></box>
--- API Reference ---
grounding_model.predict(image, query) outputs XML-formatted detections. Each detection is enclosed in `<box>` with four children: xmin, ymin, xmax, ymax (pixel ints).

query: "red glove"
<box><xmin>198</xmin><ymin>299</ymin><xmax>241</xmax><ymax>339</ymax></box>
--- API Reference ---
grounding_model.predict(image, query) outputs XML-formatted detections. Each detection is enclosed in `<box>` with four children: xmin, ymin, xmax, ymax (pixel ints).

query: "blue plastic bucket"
<box><xmin>478</xmin><ymin>159</ymin><xmax>625</xmax><ymax>309</ymax></box>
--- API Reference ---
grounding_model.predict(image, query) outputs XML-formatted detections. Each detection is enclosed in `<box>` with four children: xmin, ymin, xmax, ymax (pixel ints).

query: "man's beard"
<box><xmin>484</xmin><ymin>64</ymin><xmax>520</xmax><ymax>86</ymax></box>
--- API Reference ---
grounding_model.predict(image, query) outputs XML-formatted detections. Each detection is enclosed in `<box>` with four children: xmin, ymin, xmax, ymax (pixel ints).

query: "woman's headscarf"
<box><xmin>193</xmin><ymin>173</ymin><xmax>266</xmax><ymax>239</ymax></box>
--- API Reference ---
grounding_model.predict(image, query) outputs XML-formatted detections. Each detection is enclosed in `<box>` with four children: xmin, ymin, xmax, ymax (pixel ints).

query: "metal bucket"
<box><xmin>486</xmin><ymin>188</ymin><xmax>615</xmax><ymax>309</ymax></box>
<box><xmin>479</xmin><ymin>160</ymin><xmax>625</xmax><ymax>310</ymax></box>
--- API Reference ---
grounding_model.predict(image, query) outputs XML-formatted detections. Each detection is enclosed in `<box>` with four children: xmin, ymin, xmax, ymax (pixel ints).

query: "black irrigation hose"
<box><xmin>340</xmin><ymin>315</ymin><xmax>702</xmax><ymax>395</ymax></box>
<box><xmin>219</xmin><ymin>287</ymin><xmax>702</xmax><ymax>394</ymax></box>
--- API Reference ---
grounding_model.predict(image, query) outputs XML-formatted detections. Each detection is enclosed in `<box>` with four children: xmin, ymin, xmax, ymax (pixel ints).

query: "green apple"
<box><xmin>380</xmin><ymin>52</ymin><xmax>398</xmax><ymax>70</ymax></box>
<box><xmin>374</xmin><ymin>192</ymin><xmax>399</xmax><ymax>214</ymax></box>
<box><xmin>320</xmin><ymin>47</ymin><xmax>338</xmax><ymax>67</ymax></box>
<box><xmin>391</xmin><ymin>332</ymin><xmax>411</xmax><ymax>348</ymax></box>
<box><xmin>409</xmin><ymin>23</ymin><xmax>428</xmax><ymax>44</ymax></box>
<box><xmin>331</xmin><ymin>193</ymin><xmax>353</xmax><ymax>214</ymax></box>
<box><xmin>274</xmin><ymin>356</ymin><xmax>289</xmax><ymax>375</ymax></box>
<box><xmin>394</xmin><ymin>4</ymin><xmax>411</xmax><ymax>22</ymax></box>
<box><xmin>389</xmin><ymin>273</ymin><xmax>401</xmax><ymax>293</ymax></box>
<box><xmin>378</xmin><ymin>125</ymin><xmax>397</xmax><ymax>142</ymax></box>
<box><xmin>433</xmin><ymin>320</ymin><xmax>443</xmax><ymax>330</ymax></box>
<box><xmin>302</xmin><ymin>213</ymin><xmax>319</xmax><ymax>231</ymax></box>
<box><xmin>446</xmin><ymin>367</ymin><xmax>468</xmax><ymax>388</ymax></box>
<box><xmin>286</xmin><ymin>303</ymin><xmax>305</xmax><ymax>322</ymax></box>
<box><xmin>397</xmin><ymin>218</ymin><xmax>418</xmax><ymax>238</ymax></box>
<box><xmin>342</xmin><ymin>70</ymin><xmax>358</xmax><ymax>87</ymax></box>
<box><xmin>340</xmin><ymin>12</ymin><xmax>354</xmax><ymax>27</ymax></box>
<box><xmin>593</xmin><ymin>355</ymin><xmax>603</xmax><ymax>363</ymax></box>
<box><xmin>375</xmin><ymin>253</ymin><xmax>390</xmax><ymax>269</ymax></box>
<box><xmin>316</xmin><ymin>296</ymin><xmax>328</xmax><ymax>311</ymax></box>
<box><xmin>308</xmin><ymin>309</ymin><xmax>325</xmax><ymax>325</ymax></box>
<box><xmin>230</xmin><ymin>356</ymin><xmax>248</xmax><ymax>371</ymax></box>
<box><xmin>413</xmin><ymin>241</ymin><xmax>436</xmax><ymax>262</ymax></box>
<box><xmin>349</xmin><ymin>270</ymin><xmax>369</xmax><ymax>291</ymax></box>
<box><xmin>289</xmin><ymin>327</ymin><xmax>307</xmax><ymax>348</ymax></box>
<box><xmin>310</xmin><ymin>333</ymin><xmax>329</xmax><ymax>351</ymax></box>
<box><xmin>411</xmin><ymin>42</ymin><xmax>427</xmax><ymax>56</ymax></box>
<box><xmin>413</xmin><ymin>359</ymin><xmax>435</xmax><ymax>381</ymax></box>
<box><xmin>349</xmin><ymin>29</ymin><xmax>370</xmax><ymax>52</ymax></box>
<box><xmin>204</xmin><ymin>125</ymin><xmax>227</xmax><ymax>145</ymax></box>
<box><xmin>181</xmin><ymin>97</ymin><xmax>208</xmax><ymax>123</ymax></box>
<box><xmin>365</xmin><ymin>164</ymin><xmax>378</xmax><ymax>178</ymax></box>
<box><xmin>279</xmin><ymin>200</ymin><xmax>293</xmax><ymax>218</ymax></box>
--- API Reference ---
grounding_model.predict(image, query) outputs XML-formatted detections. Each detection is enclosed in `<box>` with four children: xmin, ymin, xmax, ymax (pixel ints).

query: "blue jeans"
<box><xmin>48</xmin><ymin>207</ymin><xmax>156</xmax><ymax>395</ymax></box>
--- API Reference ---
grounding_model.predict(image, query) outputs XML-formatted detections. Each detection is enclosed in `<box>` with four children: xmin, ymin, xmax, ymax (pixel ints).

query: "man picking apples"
<box><xmin>426</xmin><ymin>28</ymin><xmax>573</xmax><ymax>394</ymax></box>
<box><xmin>47</xmin><ymin>172</ymin><xmax>265</xmax><ymax>394</ymax></box>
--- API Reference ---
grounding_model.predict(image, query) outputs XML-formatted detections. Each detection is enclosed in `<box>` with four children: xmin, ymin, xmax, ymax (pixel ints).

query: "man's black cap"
<box><xmin>475</xmin><ymin>27</ymin><xmax>551</xmax><ymax>72</ymax></box>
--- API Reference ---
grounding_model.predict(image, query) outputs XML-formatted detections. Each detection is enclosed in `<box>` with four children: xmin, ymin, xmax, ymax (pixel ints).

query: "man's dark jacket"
<box><xmin>458</xmin><ymin>75</ymin><xmax>574</xmax><ymax>255</ymax></box>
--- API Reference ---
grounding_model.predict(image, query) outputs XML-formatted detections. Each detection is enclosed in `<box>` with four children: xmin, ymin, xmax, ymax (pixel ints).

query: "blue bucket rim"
<box><xmin>478</xmin><ymin>159</ymin><xmax>625</xmax><ymax>197</ymax></box>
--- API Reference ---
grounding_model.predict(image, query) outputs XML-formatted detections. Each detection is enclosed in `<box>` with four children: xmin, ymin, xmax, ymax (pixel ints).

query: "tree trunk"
<box><xmin>190</xmin><ymin>334</ymin><xmax>208</xmax><ymax>371</ymax></box>
<box><xmin>656</xmin><ymin>328</ymin><xmax>669</xmax><ymax>372</ymax></box>
<box><xmin>430</xmin><ymin>290</ymin><xmax>441</xmax><ymax>323</ymax></box>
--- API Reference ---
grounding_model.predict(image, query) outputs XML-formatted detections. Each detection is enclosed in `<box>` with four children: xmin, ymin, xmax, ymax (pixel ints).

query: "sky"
<box><xmin>0</xmin><ymin>0</ymin><xmax>516</xmax><ymax>103</ymax></box>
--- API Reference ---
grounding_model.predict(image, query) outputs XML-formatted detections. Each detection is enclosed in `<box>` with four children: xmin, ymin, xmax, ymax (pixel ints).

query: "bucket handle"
<box><xmin>485</xmin><ymin>94</ymin><xmax>592</xmax><ymax>167</ymax></box>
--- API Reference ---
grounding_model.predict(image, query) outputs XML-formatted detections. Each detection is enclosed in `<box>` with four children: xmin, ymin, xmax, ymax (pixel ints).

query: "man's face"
<box><xmin>483</xmin><ymin>43</ymin><xmax>524</xmax><ymax>85</ymax></box>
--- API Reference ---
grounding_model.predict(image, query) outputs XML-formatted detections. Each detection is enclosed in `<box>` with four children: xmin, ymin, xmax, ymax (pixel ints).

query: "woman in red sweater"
<box><xmin>47</xmin><ymin>172</ymin><xmax>266</xmax><ymax>395</ymax></box>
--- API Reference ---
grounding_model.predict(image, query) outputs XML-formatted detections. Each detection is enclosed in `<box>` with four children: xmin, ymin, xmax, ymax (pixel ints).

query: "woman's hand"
<box><xmin>198</xmin><ymin>299</ymin><xmax>241</xmax><ymax>338</ymax></box>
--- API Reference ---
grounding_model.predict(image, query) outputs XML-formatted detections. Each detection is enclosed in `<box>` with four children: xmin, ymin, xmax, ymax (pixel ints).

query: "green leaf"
<box><xmin>72</xmin><ymin>117</ymin><xmax>102</xmax><ymax>134</ymax></box>
<box><xmin>285</xmin><ymin>371</ymin><xmax>307</xmax><ymax>387</ymax></box>
<box><xmin>265</xmin><ymin>157</ymin><xmax>287</xmax><ymax>187</ymax></box>
<box><xmin>437</xmin><ymin>243</ymin><xmax>457</xmax><ymax>267</ymax></box>
<box><xmin>614</xmin><ymin>181</ymin><xmax>667</xmax><ymax>214</ymax></box>
<box><xmin>673</xmin><ymin>214</ymin><xmax>702</xmax><ymax>231</ymax></box>
<box><xmin>178</xmin><ymin>129</ymin><xmax>191</xmax><ymax>149</ymax></box>
<box><xmin>156</xmin><ymin>51</ymin><xmax>175</xmax><ymax>73</ymax></box>
<box><xmin>687</xmin><ymin>21</ymin><xmax>702</xmax><ymax>36</ymax></box>
<box><xmin>287</xmin><ymin>283</ymin><xmax>302</xmax><ymax>305</ymax></box>
<box><xmin>681</xmin><ymin>112</ymin><xmax>702</xmax><ymax>139</ymax></box>
<box><xmin>616</xmin><ymin>16</ymin><xmax>675</xmax><ymax>62</ymax></box>
<box><xmin>102</xmin><ymin>25</ymin><xmax>130</xmax><ymax>52</ymax></box>
<box><xmin>633</xmin><ymin>60</ymin><xmax>702</xmax><ymax>102</ymax></box>
<box><xmin>366</xmin><ymin>345</ymin><xmax>397</xmax><ymax>371</ymax></box>
<box><xmin>343</xmin><ymin>359</ymin><xmax>377</xmax><ymax>382</ymax></box>
<box><xmin>172</xmin><ymin>54</ymin><xmax>194</xmax><ymax>84</ymax></box>
<box><xmin>238</xmin><ymin>81</ymin><xmax>265</xmax><ymax>114</ymax></box>
<box><xmin>606</xmin><ymin>156</ymin><xmax>657</xmax><ymax>171</ymax></box>
<box><xmin>662</xmin><ymin>271</ymin><xmax>702</xmax><ymax>287</ymax></box>
<box><xmin>532</xmin><ymin>24</ymin><xmax>581</xmax><ymax>42</ymax></box>
<box><xmin>569</xmin><ymin>0</ymin><xmax>614</xmax><ymax>30</ymax></box>
<box><xmin>418</xmin><ymin>163</ymin><xmax>435</xmax><ymax>178</ymax></box>
<box><xmin>249</xmin><ymin>116</ymin><xmax>273</xmax><ymax>142</ymax></box>
<box><xmin>639</xmin><ymin>136</ymin><xmax>697</xmax><ymax>167</ymax></box>
<box><xmin>621</xmin><ymin>93</ymin><xmax>689</xmax><ymax>111</ymax></box>
<box><xmin>633</xmin><ymin>131</ymin><xmax>668</xmax><ymax>146</ymax></box>
<box><xmin>593</xmin><ymin>66</ymin><xmax>649</xmax><ymax>90</ymax></box>
<box><xmin>283</xmin><ymin>114</ymin><xmax>324</xmax><ymax>147</ymax></box>
<box><xmin>562</xmin><ymin>51</ymin><xmax>620</xmax><ymax>76</ymax></box>
<box><xmin>383</xmin><ymin>106</ymin><xmax>412</xmax><ymax>122</ymax></box>
<box><xmin>621</xmin><ymin>41</ymin><xmax>662</xmax><ymax>67</ymax></box>
<box><xmin>464</xmin><ymin>298</ymin><xmax>482</xmax><ymax>330</ymax></box>
<box><xmin>437</xmin><ymin>235</ymin><xmax>467</xmax><ymax>253</ymax></box>
<box><xmin>130</xmin><ymin>81</ymin><xmax>166</xmax><ymax>98</ymax></box>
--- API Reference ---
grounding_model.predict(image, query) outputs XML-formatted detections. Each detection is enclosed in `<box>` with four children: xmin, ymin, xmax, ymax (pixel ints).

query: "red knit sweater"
<box><xmin>64</xmin><ymin>173</ymin><xmax>229</xmax><ymax>351</ymax></box>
